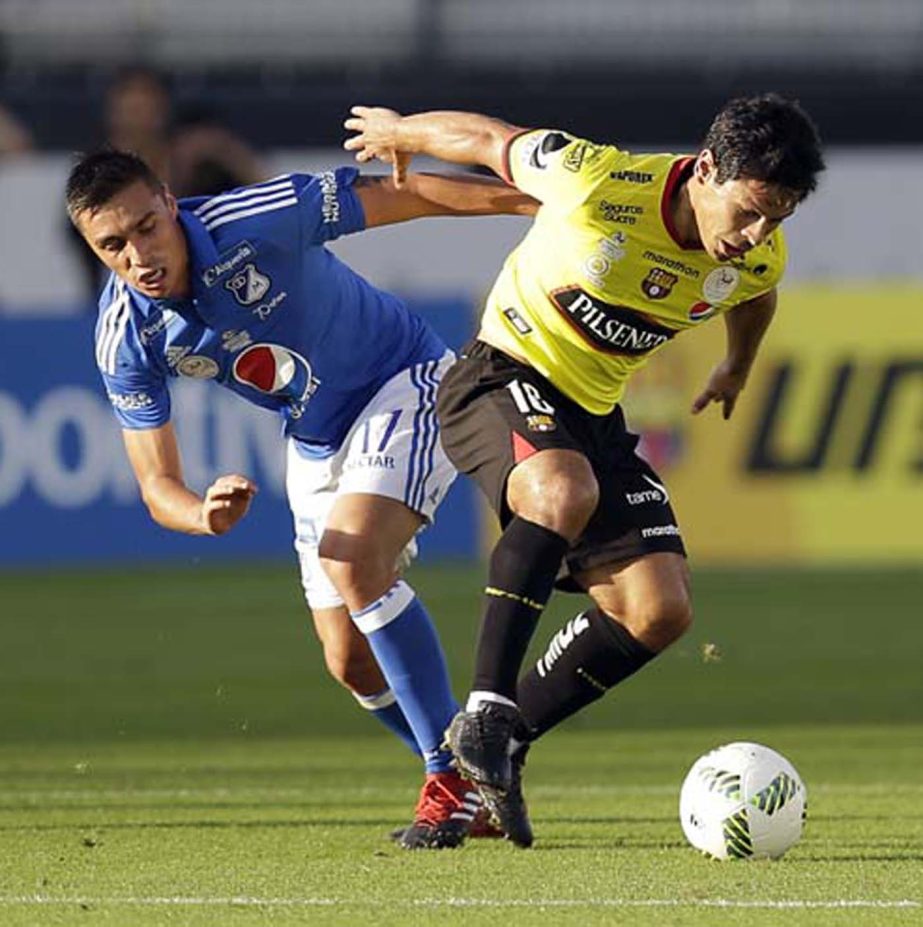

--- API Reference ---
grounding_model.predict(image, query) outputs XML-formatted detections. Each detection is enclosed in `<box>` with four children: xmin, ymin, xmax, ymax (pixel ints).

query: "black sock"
<box><xmin>516</xmin><ymin>607</ymin><xmax>655</xmax><ymax>739</ymax></box>
<box><xmin>472</xmin><ymin>517</ymin><xmax>570</xmax><ymax>701</ymax></box>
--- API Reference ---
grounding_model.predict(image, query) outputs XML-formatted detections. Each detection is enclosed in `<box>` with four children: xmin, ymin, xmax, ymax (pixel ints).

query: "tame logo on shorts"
<box><xmin>536</xmin><ymin>612</ymin><xmax>591</xmax><ymax>677</ymax></box>
<box><xmin>552</xmin><ymin>287</ymin><xmax>676</xmax><ymax>355</ymax></box>
<box><xmin>626</xmin><ymin>474</ymin><xmax>670</xmax><ymax>506</ymax></box>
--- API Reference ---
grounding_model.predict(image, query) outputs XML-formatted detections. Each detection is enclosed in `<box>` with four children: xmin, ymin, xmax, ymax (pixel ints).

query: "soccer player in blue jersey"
<box><xmin>66</xmin><ymin>149</ymin><xmax>535</xmax><ymax>849</ymax></box>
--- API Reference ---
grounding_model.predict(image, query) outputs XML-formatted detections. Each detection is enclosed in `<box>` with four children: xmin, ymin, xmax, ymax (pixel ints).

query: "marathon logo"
<box><xmin>642</xmin><ymin>250</ymin><xmax>700</xmax><ymax>279</ymax></box>
<box><xmin>552</xmin><ymin>287</ymin><xmax>676</xmax><ymax>356</ymax></box>
<box><xmin>201</xmin><ymin>241</ymin><xmax>256</xmax><ymax>287</ymax></box>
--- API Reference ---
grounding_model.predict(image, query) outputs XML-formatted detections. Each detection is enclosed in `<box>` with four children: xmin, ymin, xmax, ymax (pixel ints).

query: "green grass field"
<box><xmin>1</xmin><ymin>563</ymin><xmax>921</xmax><ymax>926</ymax></box>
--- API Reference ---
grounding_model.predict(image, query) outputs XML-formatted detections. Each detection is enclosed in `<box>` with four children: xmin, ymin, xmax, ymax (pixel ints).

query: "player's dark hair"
<box><xmin>65</xmin><ymin>148</ymin><xmax>164</xmax><ymax>224</ymax></box>
<box><xmin>703</xmin><ymin>94</ymin><xmax>824</xmax><ymax>199</ymax></box>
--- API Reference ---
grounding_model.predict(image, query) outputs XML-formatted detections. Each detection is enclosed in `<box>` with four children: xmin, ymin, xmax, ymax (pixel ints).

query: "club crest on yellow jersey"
<box><xmin>641</xmin><ymin>268</ymin><xmax>678</xmax><ymax>300</ymax></box>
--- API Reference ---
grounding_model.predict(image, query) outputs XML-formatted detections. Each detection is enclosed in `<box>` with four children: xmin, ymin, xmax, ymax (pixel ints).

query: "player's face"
<box><xmin>76</xmin><ymin>179</ymin><xmax>189</xmax><ymax>299</ymax></box>
<box><xmin>690</xmin><ymin>150</ymin><xmax>799</xmax><ymax>262</ymax></box>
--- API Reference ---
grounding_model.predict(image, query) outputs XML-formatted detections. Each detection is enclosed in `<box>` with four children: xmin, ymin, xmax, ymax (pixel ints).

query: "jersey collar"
<box><xmin>660</xmin><ymin>156</ymin><xmax>702</xmax><ymax>251</ymax></box>
<box><xmin>177</xmin><ymin>208</ymin><xmax>221</xmax><ymax>305</ymax></box>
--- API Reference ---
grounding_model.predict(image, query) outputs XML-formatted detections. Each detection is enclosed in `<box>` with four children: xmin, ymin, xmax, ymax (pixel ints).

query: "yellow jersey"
<box><xmin>482</xmin><ymin>129</ymin><xmax>787</xmax><ymax>414</ymax></box>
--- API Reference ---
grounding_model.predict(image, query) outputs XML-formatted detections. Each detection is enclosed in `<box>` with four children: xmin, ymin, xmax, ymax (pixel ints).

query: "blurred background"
<box><xmin>0</xmin><ymin>9</ymin><xmax>923</xmax><ymax>892</ymax></box>
<box><xmin>1</xmin><ymin>0</ymin><xmax>921</xmax><ymax>571</ymax></box>
<box><xmin>0</xmin><ymin>0</ymin><xmax>923</xmax><ymax>565</ymax></box>
<box><xmin>0</xmin><ymin>0</ymin><xmax>923</xmax><ymax>716</ymax></box>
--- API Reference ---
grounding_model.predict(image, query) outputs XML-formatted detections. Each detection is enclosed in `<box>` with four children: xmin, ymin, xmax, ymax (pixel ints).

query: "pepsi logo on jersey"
<box><xmin>233</xmin><ymin>343</ymin><xmax>320</xmax><ymax>418</ymax></box>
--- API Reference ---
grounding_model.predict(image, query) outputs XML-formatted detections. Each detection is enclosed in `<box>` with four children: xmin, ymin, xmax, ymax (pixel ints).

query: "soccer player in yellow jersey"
<box><xmin>346</xmin><ymin>94</ymin><xmax>824</xmax><ymax>847</ymax></box>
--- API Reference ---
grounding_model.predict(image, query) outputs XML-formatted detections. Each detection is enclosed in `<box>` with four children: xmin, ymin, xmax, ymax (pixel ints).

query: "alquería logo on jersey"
<box><xmin>551</xmin><ymin>287</ymin><xmax>676</xmax><ymax>356</ymax></box>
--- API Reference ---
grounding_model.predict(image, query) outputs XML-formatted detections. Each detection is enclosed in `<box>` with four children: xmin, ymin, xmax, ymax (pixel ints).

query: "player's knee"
<box><xmin>513</xmin><ymin>469</ymin><xmax>599</xmax><ymax>538</ymax></box>
<box><xmin>318</xmin><ymin>535</ymin><xmax>394</xmax><ymax>606</ymax></box>
<box><xmin>624</xmin><ymin>593</ymin><xmax>693</xmax><ymax>651</ymax></box>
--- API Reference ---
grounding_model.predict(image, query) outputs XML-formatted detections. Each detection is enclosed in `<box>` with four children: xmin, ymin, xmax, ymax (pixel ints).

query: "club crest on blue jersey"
<box><xmin>225</xmin><ymin>263</ymin><xmax>271</xmax><ymax>306</ymax></box>
<box><xmin>233</xmin><ymin>343</ymin><xmax>320</xmax><ymax>418</ymax></box>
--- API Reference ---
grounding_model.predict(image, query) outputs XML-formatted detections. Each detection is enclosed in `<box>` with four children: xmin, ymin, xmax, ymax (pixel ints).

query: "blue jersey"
<box><xmin>95</xmin><ymin>168</ymin><xmax>446</xmax><ymax>456</ymax></box>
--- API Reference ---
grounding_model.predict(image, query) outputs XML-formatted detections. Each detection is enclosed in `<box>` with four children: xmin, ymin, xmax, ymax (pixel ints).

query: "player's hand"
<box><xmin>691</xmin><ymin>361</ymin><xmax>748</xmax><ymax>420</ymax></box>
<box><xmin>344</xmin><ymin>106</ymin><xmax>413</xmax><ymax>188</ymax></box>
<box><xmin>201</xmin><ymin>475</ymin><xmax>258</xmax><ymax>535</ymax></box>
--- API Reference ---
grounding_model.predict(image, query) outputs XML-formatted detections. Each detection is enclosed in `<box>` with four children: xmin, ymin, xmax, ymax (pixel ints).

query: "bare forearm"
<box><xmin>395</xmin><ymin>111</ymin><xmax>518</xmax><ymax>176</ymax></box>
<box><xmin>724</xmin><ymin>292</ymin><xmax>777</xmax><ymax>377</ymax></box>
<box><xmin>139</xmin><ymin>474</ymin><xmax>209</xmax><ymax>534</ymax></box>
<box><xmin>407</xmin><ymin>172</ymin><xmax>537</xmax><ymax>216</ymax></box>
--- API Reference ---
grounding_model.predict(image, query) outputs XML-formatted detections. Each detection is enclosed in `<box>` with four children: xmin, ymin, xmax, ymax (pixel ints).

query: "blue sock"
<box><xmin>352</xmin><ymin>687</ymin><xmax>421</xmax><ymax>756</ymax></box>
<box><xmin>351</xmin><ymin>580</ymin><xmax>458</xmax><ymax>774</ymax></box>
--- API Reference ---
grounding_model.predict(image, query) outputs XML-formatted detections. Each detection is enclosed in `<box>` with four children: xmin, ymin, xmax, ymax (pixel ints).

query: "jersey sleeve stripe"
<box><xmin>500</xmin><ymin>129</ymin><xmax>534</xmax><ymax>185</ymax></box>
<box><xmin>193</xmin><ymin>175</ymin><xmax>293</xmax><ymax>216</ymax></box>
<box><xmin>196</xmin><ymin>183</ymin><xmax>295</xmax><ymax>224</ymax></box>
<box><xmin>204</xmin><ymin>196</ymin><xmax>299</xmax><ymax>231</ymax></box>
<box><xmin>95</xmin><ymin>284</ymin><xmax>128</xmax><ymax>373</ymax></box>
<box><xmin>99</xmin><ymin>291</ymin><xmax>131</xmax><ymax>375</ymax></box>
<box><xmin>95</xmin><ymin>295</ymin><xmax>119</xmax><ymax>369</ymax></box>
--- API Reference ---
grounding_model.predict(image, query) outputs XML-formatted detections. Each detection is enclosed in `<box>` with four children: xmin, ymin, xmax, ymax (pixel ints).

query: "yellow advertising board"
<box><xmin>622</xmin><ymin>284</ymin><xmax>923</xmax><ymax>564</ymax></box>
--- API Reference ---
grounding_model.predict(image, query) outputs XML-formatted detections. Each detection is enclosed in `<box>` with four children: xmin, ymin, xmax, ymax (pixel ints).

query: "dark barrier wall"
<box><xmin>0</xmin><ymin>298</ymin><xmax>478</xmax><ymax>566</ymax></box>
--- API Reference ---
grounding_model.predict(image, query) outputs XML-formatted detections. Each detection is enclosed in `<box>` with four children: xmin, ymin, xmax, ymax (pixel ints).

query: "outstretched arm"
<box><xmin>353</xmin><ymin>172</ymin><xmax>537</xmax><ymax>228</ymax></box>
<box><xmin>691</xmin><ymin>289</ymin><xmax>777</xmax><ymax>420</ymax></box>
<box><xmin>123</xmin><ymin>423</ymin><xmax>257</xmax><ymax>535</ymax></box>
<box><xmin>345</xmin><ymin>106</ymin><xmax>521</xmax><ymax>187</ymax></box>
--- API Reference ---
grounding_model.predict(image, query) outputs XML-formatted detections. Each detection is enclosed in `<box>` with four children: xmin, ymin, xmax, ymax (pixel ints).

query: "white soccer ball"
<box><xmin>679</xmin><ymin>742</ymin><xmax>807</xmax><ymax>860</ymax></box>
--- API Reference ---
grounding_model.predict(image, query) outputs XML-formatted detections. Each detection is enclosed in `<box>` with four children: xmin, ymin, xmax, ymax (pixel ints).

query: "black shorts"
<box><xmin>436</xmin><ymin>340</ymin><xmax>686</xmax><ymax>586</ymax></box>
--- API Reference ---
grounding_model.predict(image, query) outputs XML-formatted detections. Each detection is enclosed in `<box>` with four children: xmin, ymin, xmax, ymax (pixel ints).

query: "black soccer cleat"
<box><xmin>444</xmin><ymin>704</ymin><xmax>534</xmax><ymax>848</ymax></box>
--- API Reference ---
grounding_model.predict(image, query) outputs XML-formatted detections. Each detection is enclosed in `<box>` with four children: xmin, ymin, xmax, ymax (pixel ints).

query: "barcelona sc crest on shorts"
<box><xmin>526</xmin><ymin>414</ymin><xmax>556</xmax><ymax>433</ymax></box>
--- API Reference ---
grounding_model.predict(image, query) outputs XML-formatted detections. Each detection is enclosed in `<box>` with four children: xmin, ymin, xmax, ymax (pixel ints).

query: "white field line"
<box><xmin>2</xmin><ymin>782</ymin><xmax>922</xmax><ymax>804</ymax></box>
<box><xmin>0</xmin><ymin>896</ymin><xmax>919</xmax><ymax>910</ymax></box>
